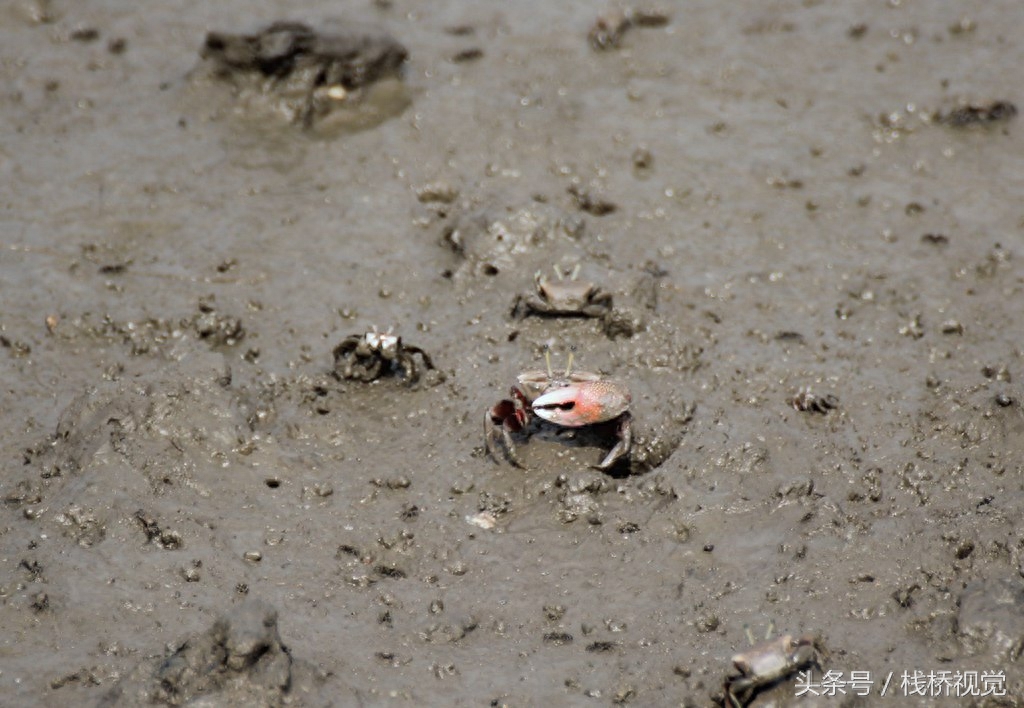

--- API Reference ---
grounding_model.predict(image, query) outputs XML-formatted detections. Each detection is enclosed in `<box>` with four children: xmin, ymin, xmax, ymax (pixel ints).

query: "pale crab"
<box><xmin>485</xmin><ymin>350</ymin><xmax>632</xmax><ymax>470</ymax></box>
<box><xmin>332</xmin><ymin>327</ymin><xmax>434</xmax><ymax>384</ymax></box>
<box><xmin>723</xmin><ymin>631</ymin><xmax>824</xmax><ymax>707</ymax></box>
<box><xmin>511</xmin><ymin>265</ymin><xmax>614</xmax><ymax>320</ymax></box>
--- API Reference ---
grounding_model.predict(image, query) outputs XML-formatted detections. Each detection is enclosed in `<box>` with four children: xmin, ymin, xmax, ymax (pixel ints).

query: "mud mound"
<box><xmin>101</xmin><ymin>601</ymin><xmax>330</xmax><ymax>707</ymax></box>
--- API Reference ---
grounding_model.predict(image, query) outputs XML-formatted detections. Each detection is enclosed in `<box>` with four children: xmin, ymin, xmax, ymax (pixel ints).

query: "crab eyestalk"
<box><xmin>542</xmin><ymin>347</ymin><xmax>576</xmax><ymax>379</ymax></box>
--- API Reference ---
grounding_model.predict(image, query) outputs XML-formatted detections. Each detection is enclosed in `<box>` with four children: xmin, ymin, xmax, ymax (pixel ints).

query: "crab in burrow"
<box><xmin>485</xmin><ymin>349</ymin><xmax>632</xmax><ymax>471</ymax></box>
<box><xmin>723</xmin><ymin>629</ymin><xmax>825</xmax><ymax>708</ymax></box>
<box><xmin>511</xmin><ymin>265</ymin><xmax>614</xmax><ymax>320</ymax></box>
<box><xmin>332</xmin><ymin>327</ymin><xmax>435</xmax><ymax>384</ymax></box>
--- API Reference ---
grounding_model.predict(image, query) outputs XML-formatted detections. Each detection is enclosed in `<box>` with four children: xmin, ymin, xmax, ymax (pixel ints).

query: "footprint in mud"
<box><xmin>439</xmin><ymin>199</ymin><xmax>586</xmax><ymax>278</ymax></box>
<box><xmin>101</xmin><ymin>601</ymin><xmax>330</xmax><ymax>706</ymax></box>
<box><xmin>191</xmin><ymin>20</ymin><xmax>411</xmax><ymax>134</ymax></box>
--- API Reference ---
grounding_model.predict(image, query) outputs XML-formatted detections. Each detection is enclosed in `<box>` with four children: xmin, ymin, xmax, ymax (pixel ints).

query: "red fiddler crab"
<box><xmin>485</xmin><ymin>351</ymin><xmax>632</xmax><ymax>470</ymax></box>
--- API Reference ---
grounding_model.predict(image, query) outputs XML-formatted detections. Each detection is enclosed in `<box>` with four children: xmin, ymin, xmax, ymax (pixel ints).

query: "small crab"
<box><xmin>332</xmin><ymin>327</ymin><xmax>434</xmax><ymax>384</ymax></box>
<box><xmin>588</xmin><ymin>7</ymin><xmax>672</xmax><ymax>51</ymax></box>
<box><xmin>511</xmin><ymin>265</ymin><xmax>614</xmax><ymax>320</ymax></box>
<box><xmin>485</xmin><ymin>350</ymin><xmax>632</xmax><ymax>470</ymax></box>
<box><xmin>724</xmin><ymin>631</ymin><xmax>824</xmax><ymax>707</ymax></box>
<box><xmin>588</xmin><ymin>9</ymin><xmax>632</xmax><ymax>50</ymax></box>
<box><xmin>789</xmin><ymin>387</ymin><xmax>839</xmax><ymax>414</ymax></box>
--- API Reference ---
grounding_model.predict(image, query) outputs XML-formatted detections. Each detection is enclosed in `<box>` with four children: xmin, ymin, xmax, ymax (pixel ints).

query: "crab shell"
<box><xmin>536</xmin><ymin>275</ymin><xmax>601</xmax><ymax>310</ymax></box>
<box><xmin>732</xmin><ymin>635</ymin><xmax>798</xmax><ymax>677</ymax></box>
<box><xmin>515</xmin><ymin>369</ymin><xmax>601</xmax><ymax>403</ymax></box>
<box><xmin>532</xmin><ymin>379</ymin><xmax>631</xmax><ymax>427</ymax></box>
<box><xmin>365</xmin><ymin>330</ymin><xmax>400</xmax><ymax>358</ymax></box>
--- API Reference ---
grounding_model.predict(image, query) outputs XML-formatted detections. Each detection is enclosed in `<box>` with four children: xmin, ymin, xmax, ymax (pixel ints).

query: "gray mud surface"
<box><xmin>2</xmin><ymin>1</ymin><xmax>1023</xmax><ymax>706</ymax></box>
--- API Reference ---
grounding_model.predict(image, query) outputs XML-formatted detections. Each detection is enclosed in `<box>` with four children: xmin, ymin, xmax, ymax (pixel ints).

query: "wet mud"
<box><xmin>2</xmin><ymin>1</ymin><xmax>1023</xmax><ymax>706</ymax></box>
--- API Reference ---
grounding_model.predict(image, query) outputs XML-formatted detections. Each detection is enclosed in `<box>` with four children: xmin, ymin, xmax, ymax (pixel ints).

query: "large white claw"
<box><xmin>533</xmin><ymin>381</ymin><xmax>630</xmax><ymax>427</ymax></box>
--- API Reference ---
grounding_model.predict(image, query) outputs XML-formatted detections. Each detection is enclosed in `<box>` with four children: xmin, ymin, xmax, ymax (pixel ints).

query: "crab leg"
<box><xmin>483</xmin><ymin>410</ymin><xmax>500</xmax><ymax>461</ymax></box>
<box><xmin>595</xmin><ymin>412</ymin><xmax>632</xmax><ymax>470</ymax></box>
<box><xmin>500</xmin><ymin>422</ymin><xmax>526</xmax><ymax>468</ymax></box>
<box><xmin>405</xmin><ymin>345</ymin><xmax>435</xmax><ymax>370</ymax></box>
<box><xmin>398</xmin><ymin>352</ymin><xmax>418</xmax><ymax>384</ymax></box>
<box><xmin>485</xmin><ymin>399</ymin><xmax>528</xmax><ymax>468</ymax></box>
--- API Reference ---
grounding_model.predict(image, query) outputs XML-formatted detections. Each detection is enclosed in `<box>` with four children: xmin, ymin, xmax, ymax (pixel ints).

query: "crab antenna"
<box><xmin>570</xmin><ymin>263</ymin><xmax>581</xmax><ymax>281</ymax></box>
<box><xmin>544</xmin><ymin>347</ymin><xmax>554</xmax><ymax>378</ymax></box>
<box><xmin>564</xmin><ymin>350</ymin><xmax>575</xmax><ymax>377</ymax></box>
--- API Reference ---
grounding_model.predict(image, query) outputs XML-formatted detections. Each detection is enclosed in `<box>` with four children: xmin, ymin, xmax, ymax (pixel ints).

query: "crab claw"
<box><xmin>533</xmin><ymin>381</ymin><xmax>630</xmax><ymax>427</ymax></box>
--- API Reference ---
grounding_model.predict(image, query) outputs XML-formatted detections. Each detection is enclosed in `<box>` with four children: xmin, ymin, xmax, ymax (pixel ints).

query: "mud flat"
<box><xmin>1</xmin><ymin>1</ymin><xmax>1022</xmax><ymax>705</ymax></box>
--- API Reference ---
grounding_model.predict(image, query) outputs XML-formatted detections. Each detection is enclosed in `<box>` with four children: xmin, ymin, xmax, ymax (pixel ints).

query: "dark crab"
<box><xmin>724</xmin><ymin>632</ymin><xmax>824</xmax><ymax>707</ymax></box>
<box><xmin>485</xmin><ymin>351</ymin><xmax>632</xmax><ymax>470</ymax></box>
<box><xmin>789</xmin><ymin>387</ymin><xmax>838</xmax><ymax>414</ymax></box>
<box><xmin>332</xmin><ymin>327</ymin><xmax>434</xmax><ymax>384</ymax></box>
<box><xmin>511</xmin><ymin>265</ymin><xmax>614</xmax><ymax>320</ymax></box>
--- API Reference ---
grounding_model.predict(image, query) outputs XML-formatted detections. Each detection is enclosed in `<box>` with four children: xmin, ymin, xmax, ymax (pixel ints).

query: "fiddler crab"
<box><xmin>485</xmin><ymin>349</ymin><xmax>632</xmax><ymax>471</ymax></box>
<box><xmin>724</xmin><ymin>630</ymin><xmax>824</xmax><ymax>708</ymax></box>
<box><xmin>511</xmin><ymin>265</ymin><xmax>614</xmax><ymax>320</ymax></box>
<box><xmin>332</xmin><ymin>327</ymin><xmax>435</xmax><ymax>384</ymax></box>
<box><xmin>789</xmin><ymin>387</ymin><xmax>839</xmax><ymax>414</ymax></box>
